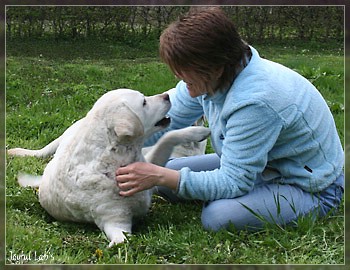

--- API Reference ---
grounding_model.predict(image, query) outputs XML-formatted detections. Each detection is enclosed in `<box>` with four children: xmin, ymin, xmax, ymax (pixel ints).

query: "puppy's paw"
<box><xmin>108</xmin><ymin>230</ymin><xmax>128</xmax><ymax>247</ymax></box>
<box><xmin>103</xmin><ymin>221</ymin><xmax>132</xmax><ymax>247</ymax></box>
<box><xmin>192</xmin><ymin>126</ymin><xmax>211</xmax><ymax>142</ymax></box>
<box><xmin>163</xmin><ymin>126</ymin><xmax>210</xmax><ymax>146</ymax></box>
<box><xmin>180</xmin><ymin>126</ymin><xmax>211</xmax><ymax>142</ymax></box>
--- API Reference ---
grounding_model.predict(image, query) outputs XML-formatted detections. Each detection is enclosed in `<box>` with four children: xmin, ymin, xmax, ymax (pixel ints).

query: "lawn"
<box><xmin>5</xmin><ymin>39</ymin><xmax>344</xmax><ymax>265</ymax></box>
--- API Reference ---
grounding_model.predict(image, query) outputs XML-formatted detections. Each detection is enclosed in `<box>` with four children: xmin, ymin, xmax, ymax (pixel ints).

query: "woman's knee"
<box><xmin>201</xmin><ymin>201</ymin><xmax>224</xmax><ymax>231</ymax></box>
<box><xmin>166</xmin><ymin>154</ymin><xmax>220</xmax><ymax>172</ymax></box>
<box><xmin>201</xmin><ymin>196</ymin><xmax>288</xmax><ymax>232</ymax></box>
<box><xmin>201</xmin><ymin>199</ymin><xmax>257</xmax><ymax>232</ymax></box>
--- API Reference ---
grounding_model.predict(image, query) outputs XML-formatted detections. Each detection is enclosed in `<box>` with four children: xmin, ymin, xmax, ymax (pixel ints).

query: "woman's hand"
<box><xmin>116</xmin><ymin>162</ymin><xmax>180</xmax><ymax>197</ymax></box>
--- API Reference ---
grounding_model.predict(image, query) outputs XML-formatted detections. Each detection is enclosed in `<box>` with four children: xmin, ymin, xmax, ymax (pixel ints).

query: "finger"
<box><xmin>117</xmin><ymin>181</ymin><xmax>136</xmax><ymax>190</ymax></box>
<box><xmin>116</xmin><ymin>166</ymin><xmax>130</xmax><ymax>176</ymax></box>
<box><xmin>115</xmin><ymin>174</ymin><xmax>132</xmax><ymax>183</ymax></box>
<box><xmin>119</xmin><ymin>188</ymin><xmax>137</xmax><ymax>197</ymax></box>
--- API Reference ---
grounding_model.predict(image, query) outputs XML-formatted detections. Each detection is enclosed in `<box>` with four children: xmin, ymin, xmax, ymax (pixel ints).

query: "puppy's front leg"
<box><xmin>103</xmin><ymin>222</ymin><xmax>132</xmax><ymax>247</ymax></box>
<box><xmin>93</xmin><ymin>203</ymin><xmax>133</xmax><ymax>247</ymax></box>
<box><xmin>145</xmin><ymin>126</ymin><xmax>210</xmax><ymax>166</ymax></box>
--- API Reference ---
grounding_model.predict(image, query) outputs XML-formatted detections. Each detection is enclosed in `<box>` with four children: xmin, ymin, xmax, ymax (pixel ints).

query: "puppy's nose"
<box><xmin>163</xmin><ymin>93</ymin><xmax>170</xmax><ymax>101</ymax></box>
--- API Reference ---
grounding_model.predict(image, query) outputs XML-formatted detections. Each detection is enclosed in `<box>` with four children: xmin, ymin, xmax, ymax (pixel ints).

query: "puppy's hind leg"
<box><xmin>7</xmin><ymin>137</ymin><xmax>60</xmax><ymax>158</ymax></box>
<box><xmin>7</xmin><ymin>118</ymin><xmax>85</xmax><ymax>158</ymax></box>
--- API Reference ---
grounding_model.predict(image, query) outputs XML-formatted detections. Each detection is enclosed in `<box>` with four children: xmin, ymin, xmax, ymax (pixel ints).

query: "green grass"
<box><xmin>5</xmin><ymin>39</ymin><xmax>344</xmax><ymax>264</ymax></box>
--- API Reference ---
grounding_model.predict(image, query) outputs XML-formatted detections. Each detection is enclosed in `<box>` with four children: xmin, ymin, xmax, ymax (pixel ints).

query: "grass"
<box><xmin>5</xmin><ymin>39</ymin><xmax>344</xmax><ymax>265</ymax></box>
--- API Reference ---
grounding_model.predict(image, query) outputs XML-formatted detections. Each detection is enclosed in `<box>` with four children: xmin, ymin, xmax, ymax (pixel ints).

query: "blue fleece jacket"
<box><xmin>146</xmin><ymin>46</ymin><xmax>344</xmax><ymax>201</ymax></box>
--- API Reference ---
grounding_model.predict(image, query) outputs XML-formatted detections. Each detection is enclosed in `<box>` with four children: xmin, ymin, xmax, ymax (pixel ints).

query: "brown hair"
<box><xmin>160</xmin><ymin>7</ymin><xmax>250</xmax><ymax>94</ymax></box>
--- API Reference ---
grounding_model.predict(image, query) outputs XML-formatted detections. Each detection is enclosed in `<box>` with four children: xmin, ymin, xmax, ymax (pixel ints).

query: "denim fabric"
<box><xmin>159</xmin><ymin>154</ymin><xmax>344</xmax><ymax>231</ymax></box>
<box><xmin>154</xmin><ymin>154</ymin><xmax>221</xmax><ymax>203</ymax></box>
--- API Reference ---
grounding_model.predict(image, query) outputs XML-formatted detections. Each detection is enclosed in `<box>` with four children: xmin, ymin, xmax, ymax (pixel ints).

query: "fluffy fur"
<box><xmin>8</xmin><ymin>88</ymin><xmax>210</xmax><ymax>246</ymax></box>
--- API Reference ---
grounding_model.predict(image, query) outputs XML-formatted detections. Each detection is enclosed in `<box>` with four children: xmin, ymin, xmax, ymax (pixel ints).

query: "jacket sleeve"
<box><xmin>177</xmin><ymin>101</ymin><xmax>284</xmax><ymax>201</ymax></box>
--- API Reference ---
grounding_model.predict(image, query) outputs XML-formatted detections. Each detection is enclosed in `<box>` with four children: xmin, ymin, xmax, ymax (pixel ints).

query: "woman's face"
<box><xmin>175</xmin><ymin>71</ymin><xmax>207</xmax><ymax>97</ymax></box>
<box><xmin>175</xmin><ymin>68</ymin><xmax>223</xmax><ymax>98</ymax></box>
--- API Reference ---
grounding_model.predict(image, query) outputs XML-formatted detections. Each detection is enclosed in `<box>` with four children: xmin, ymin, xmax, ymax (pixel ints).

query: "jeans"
<box><xmin>158</xmin><ymin>153</ymin><xmax>344</xmax><ymax>231</ymax></box>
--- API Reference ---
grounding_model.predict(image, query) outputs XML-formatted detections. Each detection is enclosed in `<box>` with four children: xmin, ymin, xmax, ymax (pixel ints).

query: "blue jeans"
<box><xmin>159</xmin><ymin>154</ymin><xmax>344</xmax><ymax>231</ymax></box>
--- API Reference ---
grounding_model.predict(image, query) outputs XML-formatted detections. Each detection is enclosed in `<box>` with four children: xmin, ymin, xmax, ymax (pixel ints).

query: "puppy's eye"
<box><xmin>143</xmin><ymin>99</ymin><xmax>147</xmax><ymax>106</ymax></box>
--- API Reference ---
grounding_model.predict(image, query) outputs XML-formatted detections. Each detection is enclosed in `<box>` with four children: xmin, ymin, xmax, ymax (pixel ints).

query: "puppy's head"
<box><xmin>90</xmin><ymin>89</ymin><xmax>171</xmax><ymax>143</ymax></box>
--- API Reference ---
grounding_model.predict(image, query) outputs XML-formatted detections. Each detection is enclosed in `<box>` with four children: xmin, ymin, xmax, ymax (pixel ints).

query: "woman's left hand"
<box><xmin>115</xmin><ymin>162</ymin><xmax>180</xmax><ymax>197</ymax></box>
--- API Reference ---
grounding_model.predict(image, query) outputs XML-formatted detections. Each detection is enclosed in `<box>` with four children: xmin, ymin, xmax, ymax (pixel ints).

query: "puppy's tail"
<box><xmin>7</xmin><ymin>137</ymin><xmax>60</xmax><ymax>158</ymax></box>
<box><xmin>18</xmin><ymin>173</ymin><xmax>42</xmax><ymax>188</ymax></box>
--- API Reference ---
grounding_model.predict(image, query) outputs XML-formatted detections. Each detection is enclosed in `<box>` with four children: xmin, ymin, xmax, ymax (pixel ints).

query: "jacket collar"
<box><xmin>203</xmin><ymin>46</ymin><xmax>257</xmax><ymax>104</ymax></box>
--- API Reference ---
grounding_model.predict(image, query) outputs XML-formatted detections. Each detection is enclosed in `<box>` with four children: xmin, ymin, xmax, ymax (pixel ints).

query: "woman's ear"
<box><xmin>214</xmin><ymin>66</ymin><xmax>224</xmax><ymax>79</ymax></box>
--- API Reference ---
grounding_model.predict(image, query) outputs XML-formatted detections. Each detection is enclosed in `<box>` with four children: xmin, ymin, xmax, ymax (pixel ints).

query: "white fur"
<box><xmin>8</xmin><ymin>88</ymin><xmax>210</xmax><ymax>247</ymax></box>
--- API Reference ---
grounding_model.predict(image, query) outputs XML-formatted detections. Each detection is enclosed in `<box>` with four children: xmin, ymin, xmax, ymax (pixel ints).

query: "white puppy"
<box><xmin>7</xmin><ymin>89</ymin><xmax>210</xmax><ymax>247</ymax></box>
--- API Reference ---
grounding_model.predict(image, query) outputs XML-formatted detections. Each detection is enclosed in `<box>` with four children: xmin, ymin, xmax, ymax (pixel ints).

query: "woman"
<box><xmin>116</xmin><ymin>7</ymin><xmax>344</xmax><ymax>231</ymax></box>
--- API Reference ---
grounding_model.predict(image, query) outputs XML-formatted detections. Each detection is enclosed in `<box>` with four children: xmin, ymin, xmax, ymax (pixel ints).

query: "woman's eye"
<box><xmin>143</xmin><ymin>99</ymin><xmax>147</xmax><ymax>106</ymax></box>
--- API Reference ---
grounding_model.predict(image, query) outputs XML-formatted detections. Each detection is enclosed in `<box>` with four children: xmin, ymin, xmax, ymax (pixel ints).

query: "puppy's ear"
<box><xmin>113</xmin><ymin>104</ymin><xmax>144</xmax><ymax>143</ymax></box>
